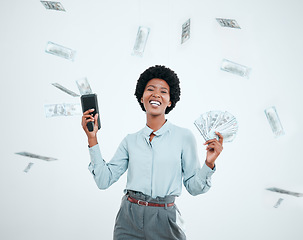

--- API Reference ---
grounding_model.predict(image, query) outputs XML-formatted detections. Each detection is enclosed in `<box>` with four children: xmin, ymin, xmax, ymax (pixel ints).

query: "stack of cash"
<box><xmin>24</xmin><ymin>162</ymin><xmax>34</xmax><ymax>173</ymax></box>
<box><xmin>41</xmin><ymin>1</ymin><xmax>65</xmax><ymax>11</ymax></box>
<box><xmin>45</xmin><ymin>41</ymin><xmax>76</xmax><ymax>61</ymax></box>
<box><xmin>264</xmin><ymin>106</ymin><xmax>285</xmax><ymax>137</ymax></box>
<box><xmin>76</xmin><ymin>77</ymin><xmax>93</xmax><ymax>95</ymax></box>
<box><xmin>194</xmin><ymin>111</ymin><xmax>239</xmax><ymax>143</ymax></box>
<box><xmin>16</xmin><ymin>152</ymin><xmax>57</xmax><ymax>161</ymax></box>
<box><xmin>220</xmin><ymin>59</ymin><xmax>251</xmax><ymax>79</ymax></box>
<box><xmin>266</xmin><ymin>187</ymin><xmax>303</xmax><ymax>197</ymax></box>
<box><xmin>132</xmin><ymin>26</ymin><xmax>150</xmax><ymax>57</ymax></box>
<box><xmin>44</xmin><ymin>103</ymin><xmax>81</xmax><ymax>117</ymax></box>
<box><xmin>216</xmin><ymin>18</ymin><xmax>240</xmax><ymax>29</ymax></box>
<box><xmin>181</xmin><ymin>19</ymin><xmax>190</xmax><ymax>44</ymax></box>
<box><xmin>52</xmin><ymin>83</ymin><xmax>79</xmax><ymax>97</ymax></box>
<box><xmin>274</xmin><ymin>198</ymin><xmax>284</xmax><ymax>208</ymax></box>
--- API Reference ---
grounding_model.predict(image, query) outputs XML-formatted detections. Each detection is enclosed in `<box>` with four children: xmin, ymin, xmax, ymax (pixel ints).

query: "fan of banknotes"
<box><xmin>194</xmin><ymin>111</ymin><xmax>238</xmax><ymax>143</ymax></box>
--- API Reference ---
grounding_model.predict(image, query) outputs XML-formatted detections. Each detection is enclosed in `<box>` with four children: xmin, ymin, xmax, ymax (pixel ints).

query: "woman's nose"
<box><xmin>152</xmin><ymin>92</ymin><xmax>160</xmax><ymax>97</ymax></box>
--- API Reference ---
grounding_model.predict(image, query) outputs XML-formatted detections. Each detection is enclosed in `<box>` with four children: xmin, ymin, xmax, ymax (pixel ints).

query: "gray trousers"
<box><xmin>113</xmin><ymin>191</ymin><xmax>186</xmax><ymax>240</ymax></box>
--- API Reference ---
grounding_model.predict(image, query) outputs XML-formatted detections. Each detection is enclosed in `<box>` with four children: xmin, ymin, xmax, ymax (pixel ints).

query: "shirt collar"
<box><xmin>142</xmin><ymin>120</ymin><xmax>171</xmax><ymax>137</ymax></box>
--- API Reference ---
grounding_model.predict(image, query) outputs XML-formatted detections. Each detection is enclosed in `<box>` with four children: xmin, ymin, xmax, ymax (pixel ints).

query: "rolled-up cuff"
<box><xmin>197</xmin><ymin>163</ymin><xmax>216</xmax><ymax>187</ymax></box>
<box><xmin>88</xmin><ymin>144</ymin><xmax>103</xmax><ymax>165</ymax></box>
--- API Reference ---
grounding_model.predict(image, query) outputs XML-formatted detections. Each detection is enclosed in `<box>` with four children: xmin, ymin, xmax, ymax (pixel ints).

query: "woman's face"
<box><xmin>141</xmin><ymin>78</ymin><xmax>171</xmax><ymax>117</ymax></box>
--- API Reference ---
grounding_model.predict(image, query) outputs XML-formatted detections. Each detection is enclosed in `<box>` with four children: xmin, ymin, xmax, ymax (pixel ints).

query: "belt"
<box><xmin>127</xmin><ymin>196</ymin><xmax>174</xmax><ymax>207</ymax></box>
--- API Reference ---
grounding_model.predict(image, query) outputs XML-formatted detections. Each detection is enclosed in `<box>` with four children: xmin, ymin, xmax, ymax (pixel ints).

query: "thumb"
<box><xmin>94</xmin><ymin>113</ymin><xmax>99</xmax><ymax>130</ymax></box>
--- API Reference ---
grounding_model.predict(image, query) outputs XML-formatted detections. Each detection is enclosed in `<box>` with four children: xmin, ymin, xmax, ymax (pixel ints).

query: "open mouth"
<box><xmin>149</xmin><ymin>100</ymin><xmax>161</xmax><ymax>106</ymax></box>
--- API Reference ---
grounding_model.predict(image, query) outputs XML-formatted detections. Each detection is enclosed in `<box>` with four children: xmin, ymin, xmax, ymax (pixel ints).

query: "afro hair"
<box><xmin>134</xmin><ymin>65</ymin><xmax>181</xmax><ymax>114</ymax></box>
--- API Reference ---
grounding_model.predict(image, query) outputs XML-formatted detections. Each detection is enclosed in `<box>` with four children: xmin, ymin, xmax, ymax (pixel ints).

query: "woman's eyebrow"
<box><xmin>146</xmin><ymin>85</ymin><xmax>168</xmax><ymax>90</ymax></box>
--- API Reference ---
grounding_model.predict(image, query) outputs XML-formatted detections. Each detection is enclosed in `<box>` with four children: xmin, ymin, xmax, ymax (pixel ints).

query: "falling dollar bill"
<box><xmin>16</xmin><ymin>152</ymin><xmax>57</xmax><ymax>161</ymax></box>
<box><xmin>220</xmin><ymin>59</ymin><xmax>251</xmax><ymax>79</ymax></box>
<box><xmin>266</xmin><ymin>187</ymin><xmax>303</xmax><ymax>197</ymax></box>
<box><xmin>274</xmin><ymin>198</ymin><xmax>284</xmax><ymax>208</ymax></box>
<box><xmin>24</xmin><ymin>162</ymin><xmax>34</xmax><ymax>173</ymax></box>
<box><xmin>216</xmin><ymin>18</ymin><xmax>240</xmax><ymax>29</ymax></box>
<box><xmin>181</xmin><ymin>19</ymin><xmax>190</xmax><ymax>44</ymax></box>
<box><xmin>64</xmin><ymin>103</ymin><xmax>81</xmax><ymax>116</ymax></box>
<box><xmin>132</xmin><ymin>26</ymin><xmax>150</xmax><ymax>57</ymax></box>
<box><xmin>264</xmin><ymin>107</ymin><xmax>285</xmax><ymax>137</ymax></box>
<box><xmin>52</xmin><ymin>83</ymin><xmax>79</xmax><ymax>97</ymax></box>
<box><xmin>41</xmin><ymin>1</ymin><xmax>65</xmax><ymax>11</ymax></box>
<box><xmin>45</xmin><ymin>41</ymin><xmax>76</xmax><ymax>61</ymax></box>
<box><xmin>76</xmin><ymin>77</ymin><xmax>93</xmax><ymax>95</ymax></box>
<box><xmin>44</xmin><ymin>103</ymin><xmax>81</xmax><ymax>117</ymax></box>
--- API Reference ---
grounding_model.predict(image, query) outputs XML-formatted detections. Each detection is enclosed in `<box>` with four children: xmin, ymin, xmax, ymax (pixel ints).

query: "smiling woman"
<box><xmin>81</xmin><ymin>65</ymin><xmax>224</xmax><ymax>240</ymax></box>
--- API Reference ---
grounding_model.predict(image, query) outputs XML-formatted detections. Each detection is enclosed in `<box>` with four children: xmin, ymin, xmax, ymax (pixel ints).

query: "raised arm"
<box><xmin>182</xmin><ymin>130</ymin><xmax>222</xmax><ymax>196</ymax></box>
<box><xmin>82</xmin><ymin>109</ymin><xmax>129</xmax><ymax>189</ymax></box>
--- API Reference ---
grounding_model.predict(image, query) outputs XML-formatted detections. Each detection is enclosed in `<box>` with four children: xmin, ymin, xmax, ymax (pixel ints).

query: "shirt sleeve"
<box><xmin>181</xmin><ymin>129</ymin><xmax>216</xmax><ymax>196</ymax></box>
<box><xmin>88</xmin><ymin>137</ymin><xmax>129</xmax><ymax>190</ymax></box>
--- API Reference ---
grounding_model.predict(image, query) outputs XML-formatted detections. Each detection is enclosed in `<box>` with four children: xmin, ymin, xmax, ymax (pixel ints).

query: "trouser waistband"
<box><xmin>126</xmin><ymin>190</ymin><xmax>175</xmax><ymax>204</ymax></box>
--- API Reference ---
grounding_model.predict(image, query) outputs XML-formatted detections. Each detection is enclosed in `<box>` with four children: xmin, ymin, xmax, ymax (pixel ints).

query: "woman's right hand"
<box><xmin>82</xmin><ymin>109</ymin><xmax>99</xmax><ymax>147</ymax></box>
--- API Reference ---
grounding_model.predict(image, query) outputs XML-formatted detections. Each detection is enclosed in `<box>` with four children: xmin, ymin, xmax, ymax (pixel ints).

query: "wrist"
<box><xmin>205</xmin><ymin>160</ymin><xmax>215</xmax><ymax>169</ymax></box>
<box><xmin>88</xmin><ymin>137</ymin><xmax>98</xmax><ymax>148</ymax></box>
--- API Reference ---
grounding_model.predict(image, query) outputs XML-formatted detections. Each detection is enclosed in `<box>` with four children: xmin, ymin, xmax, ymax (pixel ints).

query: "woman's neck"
<box><xmin>146</xmin><ymin>115</ymin><xmax>166</xmax><ymax>132</ymax></box>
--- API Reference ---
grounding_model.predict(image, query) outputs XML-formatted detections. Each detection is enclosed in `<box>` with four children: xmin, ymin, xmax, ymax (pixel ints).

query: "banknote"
<box><xmin>216</xmin><ymin>18</ymin><xmax>240</xmax><ymax>29</ymax></box>
<box><xmin>274</xmin><ymin>198</ymin><xmax>284</xmax><ymax>208</ymax></box>
<box><xmin>41</xmin><ymin>1</ymin><xmax>65</xmax><ymax>11</ymax></box>
<box><xmin>181</xmin><ymin>19</ymin><xmax>190</xmax><ymax>44</ymax></box>
<box><xmin>264</xmin><ymin>107</ymin><xmax>285</xmax><ymax>137</ymax></box>
<box><xmin>64</xmin><ymin>103</ymin><xmax>82</xmax><ymax>116</ymax></box>
<box><xmin>24</xmin><ymin>162</ymin><xmax>34</xmax><ymax>173</ymax></box>
<box><xmin>132</xmin><ymin>26</ymin><xmax>150</xmax><ymax>57</ymax></box>
<box><xmin>44</xmin><ymin>103</ymin><xmax>81</xmax><ymax>117</ymax></box>
<box><xmin>220</xmin><ymin>59</ymin><xmax>251</xmax><ymax>79</ymax></box>
<box><xmin>16</xmin><ymin>152</ymin><xmax>57</xmax><ymax>161</ymax></box>
<box><xmin>266</xmin><ymin>187</ymin><xmax>303</xmax><ymax>197</ymax></box>
<box><xmin>194</xmin><ymin>110</ymin><xmax>239</xmax><ymax>143</ymax></box>
<box><xmin>45</xmin><ymin>41</ymin><xmax>76</xmax><ymax>61</ymax></box>
<box><xmin>52</xmin><ymin>83</ymin><xmax>79</xmax><ymax>97</ymax></box>
<box><xmin>76</xmin><ymin>77</ymin><xmax>93</xmax><ymax>95</ymax></box>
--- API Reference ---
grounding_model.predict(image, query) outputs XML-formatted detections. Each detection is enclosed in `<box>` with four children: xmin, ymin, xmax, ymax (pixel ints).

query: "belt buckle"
<box><xmin>137</xmin><ymin>200</ymin><xmax>148</xmax><ymax>206</ymax></box>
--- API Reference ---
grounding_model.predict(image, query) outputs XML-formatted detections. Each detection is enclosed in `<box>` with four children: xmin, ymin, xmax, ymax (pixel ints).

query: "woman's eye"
<box><xmin>147</xmin><ymin>88</ymin><xmax>153</xmax><ymax>91</ymax></box>
<box><xmin>161</xmin><ymin>91</ymin><xmax>168</xmax><ymax>94</ymax></box>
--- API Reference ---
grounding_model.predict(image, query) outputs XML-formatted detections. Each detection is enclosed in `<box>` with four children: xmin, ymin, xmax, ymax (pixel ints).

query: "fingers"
<box><xmin>83</xmin><ymin>108</ymin><xmax>95</xmax><ymax>115</ymax></box>
<box><xmin>203</xmin><ymin>132</ymin><xmax>224</xmax><ymax>146</ymax></box>
<box><xmin>206</xmin><ymin>141</ymin><xmax>223</xmax><ymax>151</ymax></box>
<box><xmin>206</xmin><ymin>141</ymin><xmax>222</xmax><ymax>148</ymax></box>
<box><xmin>203</xmin><ymin>139</ymin><xmax>218</xmax><ymax>145</ymax></box>
<box><xmin>82</xmin><ymin>115</ymin><xmax>94</xmax><ymax>128</ymax></box>
<box><xmin>83</xmin><ymin>114</ymin><xmax>94</xmax><ymax>120</ymax></box>
<box><xmin>94</xmin><ymin>113</ymin><xmax>99</xmax><ymax>130</ymax></box>
<box><xmin>81</xmin><ymin>109</ymin><xmax>96</xmax><ymax>130</ymax></box>
<box><xmin>215</xmin><ymin>131</ymin><xmax>224</xmax><ymax>145</ymax></box>
<box><xmin>82</xmin><ymin>109</ymin><xmax>95</xmax><ymax>121</ymax></box>
<box><xmin>204</xmin><ymin>134</ymin><xmax>223</xmax><ymax>153</ymax></box>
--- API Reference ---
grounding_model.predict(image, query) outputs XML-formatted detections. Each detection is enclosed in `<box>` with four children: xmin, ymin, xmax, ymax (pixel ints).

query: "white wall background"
<box><xmin>1</xmin><ymin>0</ymin><xmax>303</xmax><ymax>239</ymax></box>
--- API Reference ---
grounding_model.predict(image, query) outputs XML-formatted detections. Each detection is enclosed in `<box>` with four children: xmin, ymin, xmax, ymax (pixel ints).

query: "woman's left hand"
<box><xmin>204</xmin><ymin>131</ymin><xmax>223</xmax><ymax>169</ymax></box>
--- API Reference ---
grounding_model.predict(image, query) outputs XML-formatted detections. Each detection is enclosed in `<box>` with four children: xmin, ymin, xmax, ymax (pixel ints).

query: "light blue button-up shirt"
<box><xmin>88</xmin><ymin>121</ymin><xmax>216</xmax><ymax>198</ymax></box>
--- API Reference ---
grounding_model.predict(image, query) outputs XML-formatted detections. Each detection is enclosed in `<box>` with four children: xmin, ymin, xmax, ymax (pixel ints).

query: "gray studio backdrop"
<box><xmin>1</xmin><ymin>0</ymin><xmax>303</xmax><ymax>239</ymax></box>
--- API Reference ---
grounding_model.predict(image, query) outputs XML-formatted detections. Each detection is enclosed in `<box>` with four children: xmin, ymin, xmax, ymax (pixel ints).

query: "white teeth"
<box><xmin>150</xmin><ymin>101</ymin><xmax>160</xmax><ymax>106</ymax></box>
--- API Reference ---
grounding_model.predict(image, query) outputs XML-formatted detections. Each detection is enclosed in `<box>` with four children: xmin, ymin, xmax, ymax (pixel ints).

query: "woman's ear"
<box><xmin>168</xmin><ymin>101</ymin><xmax>171</xmax><ymax>107</ymax></box>
<box><xmin>141</xmin><ymin>97</ymin><xmax>143</xmax><ymax>103</ymax></box>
